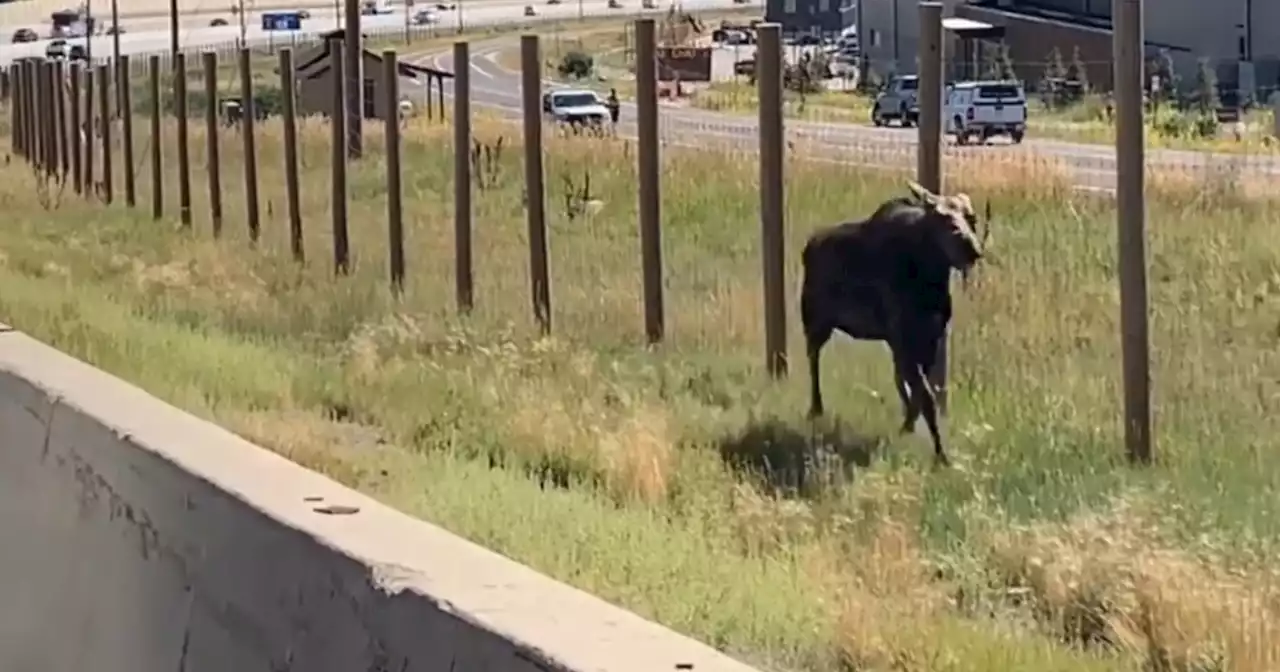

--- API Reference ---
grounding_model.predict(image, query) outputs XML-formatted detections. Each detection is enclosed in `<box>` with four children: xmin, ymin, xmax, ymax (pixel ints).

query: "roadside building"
<box><xmin>764</xmin><ymin>0</ymin><xmax>858</xmax><ymax>37</ymax></box>
<box><xmin>858</xmin><ymin>0</ymin><xmax>1278</xmax><ymax>100</ymax></box>
<box><xmin>292</xmin><ymin>29</ymin><xmax>453</xmax><ymax>120</ymax></box>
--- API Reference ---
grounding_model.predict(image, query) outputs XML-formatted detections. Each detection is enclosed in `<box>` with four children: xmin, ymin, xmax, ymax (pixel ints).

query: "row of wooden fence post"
<box><xmin>3</xmin><ymin>42</ymin><xmax>427</xmax><ymax>290</ymax></box>
<box><xmin>4</xmin><ymin>24</ymin><xmax>776</xmax><ymax>378</ymax></box>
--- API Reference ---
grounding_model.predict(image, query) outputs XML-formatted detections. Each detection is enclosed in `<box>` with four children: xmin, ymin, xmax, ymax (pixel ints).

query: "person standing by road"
<box><xmin>606</xmin><ymin>88</ymin><xmax>621</xmax><ymax>135</ymax></box>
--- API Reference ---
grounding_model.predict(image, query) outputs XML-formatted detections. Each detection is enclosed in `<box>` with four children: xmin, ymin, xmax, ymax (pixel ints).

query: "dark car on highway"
<box><xmin>11</xmin><ymin>28</ymin><xmax>38</xmax><ymax>43</ymax></box>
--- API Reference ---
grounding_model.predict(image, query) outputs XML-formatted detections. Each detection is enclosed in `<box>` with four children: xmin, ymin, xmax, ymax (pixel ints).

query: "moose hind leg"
<box><xmin>805</xmin><ymin>324</ymin><xmax>833</xmax><ymax>418</ymax></box>
<box><xmin>896</xmin><ymin>352</ymin><xmax>949</xmax><ymax>466</ymax></box>
<box><xmin>894</xmin><ymin>366</ymin><xmax>918</xmax><ymax>434</ymax></box>
<box><xmin>891</xmin><ymin>345</ymin><xmax>922</xmax><ymax>434</ymax></box>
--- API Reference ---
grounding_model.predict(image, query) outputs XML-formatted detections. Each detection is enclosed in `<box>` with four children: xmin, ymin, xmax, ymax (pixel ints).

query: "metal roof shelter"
<box><xmin>944</xmin><ymin>16</ymin><xmax>1007</xmax><ymax>81</ymax></box>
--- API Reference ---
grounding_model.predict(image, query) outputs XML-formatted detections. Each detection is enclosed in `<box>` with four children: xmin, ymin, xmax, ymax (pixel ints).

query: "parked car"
<box><xmin>413</xmin><ymin>8</ymin><xmax>439</xmax><ymax>24</ymax></box>
<box><xmin>68</xmin><ymin>43</ymin><xmax>86</xmax><ymax>60</ymax></box>
<box><xmin>524</xmin><ymin>4</ymin><xmax>536</xmax><ymax>15</ymax></box>
<box><xmin>733</xmin><ymin>58</ymin><xmax>755</xmax><ymax>77</ymax></box>
<box><xmin>11</xmin><ymin>27</ymin><xmax>38</xmax><ymax>43</ymax></box>
<box><xmin>945</xmin><ymin>80</ymin><xmax>1028</xmax><ymax>144</ymax></box>
<box><xmin>542</xmin><ymin>88</ymin><xmax>609</xmax><ymax>128</ymax></box>
<box><xmin>871</xmin><ymin>74</ymin><xmax>921</xmax><ymax>127</ymax></box>
<box><xmin>607</xmin><ymin>0</ymin><xmax>622</xmax><ymax>7</ymax></box>
<box><xmin>210</xmin><ymin>17</ymin><xmax>229</xmax><ymax>26</ymax></box>
<box><xmin>297</xmin><ymin>8</ymin><xmax>311</xmax><ymax>18</ymax></box>
<box><xmin>45</xmin><ymin>39</ymin><xmax>67</xmax><ymax>58</ymax></box>
<box><xmin>434</xmin><ymin>2</ymin><xmax>456</xmax><ymax>9</ymax></box>
<box><xmin>104</xmin><ymin>24</ymin><xmax>123</xmax><ymax>34</ymax></box>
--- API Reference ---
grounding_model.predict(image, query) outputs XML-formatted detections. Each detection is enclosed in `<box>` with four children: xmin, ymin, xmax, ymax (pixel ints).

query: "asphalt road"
<box><xmin>420</xmin><ymin>36</ymin><xmax>1280</xmax><ymax>193</ymax></box>
<box><xmin>0</xmin><ymin>0</ymin><xmax>729</xmax><ymax>62</ymax></box>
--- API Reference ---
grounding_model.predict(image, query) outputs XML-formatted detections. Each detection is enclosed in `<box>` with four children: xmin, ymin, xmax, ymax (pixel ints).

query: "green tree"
<box><xmin>981</xmin><ymin>44</ymin><xmax>1001</xmax><ymax>80</ymax></box>
<box><xmin>557</xmin><ymin>51</ymin><xmax>594</xmax><ymax>80</ymax></box>
<box><xmin>1192</xmin><ymin>57</ymin><xmax>1219</xmax><ymax>116</ymax></box>
<box><xmin>1067</xmin><ymin>45</ymin><xmax>1090</xmax><ymax>93</ymax></box>
<box><xmin>996</xmin><ymin>43</ymin><xmax>1017</xmax><ymax>81</ymax></box>
<box><xmin>1150</xmin><ymin>49</ymin><xmax>1177</xmax><ymax>102</ymax></box>
<box><xmin>1042</xmin><ymin>46</ymin><xmax>1067</xmax><ymax>108</ymax></box>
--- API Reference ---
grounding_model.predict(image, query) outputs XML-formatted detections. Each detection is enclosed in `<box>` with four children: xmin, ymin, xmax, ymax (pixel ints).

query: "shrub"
<box><xmin>557</xmin><ymin>50</ymin><xmax>594</xmax><ymax>80</ymax></box>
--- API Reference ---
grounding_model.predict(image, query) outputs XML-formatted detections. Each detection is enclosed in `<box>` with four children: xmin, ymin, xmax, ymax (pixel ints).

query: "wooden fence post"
<box><xmin>43</xmin><ymin>61</ymin><xmax>56</xmax><ymax>179</ymax></box>
<box><xmin>149</xmin><ymin>54</ymin><xmax>162</xmax><ymax>219</ymax></box>
<box><xmin>239</xmin><ymin>47</ymin><xmax>260</xmax><ymax>243</ymax></box>
<box><xmin>918</xmin><ymin>2</ymin><xmax>946</xmax><ymax>410</ymax></box>
<box><xmin>203</xmin><ymin>51</ymin><xmax>223</xmax><ymax>237</ymax></box>
<box><xmin>69</xmin><ymin>62</ymin><xmax>81</xmax><ymax>193</ymax></box>
<box><xmin>84</xmin><ymin>62</ymin><xmax>94</xmax><ymax>198</ymax></box>
<box><xmin>453</xmin><ymin>41</ymin><xmax>473</xmax><ymax>314</ymax></box>
<box><xmin>279</xmin><ymin>48</ymin><xmax>303</xmax><ymax>262</ymax></box>
<box><xmin>1114</xmin><ymin>0</ymin><xmax>1153</xmax><ymax>464</ymax></box>
<box><xmin>520</xmin><ymin>34</ymin><xmax>551</xmax><ymax>335</ymax></box>
<box><xmin>330</xmin><ymin>40</ymin><xmax>350</xmax><ymax>275</ymax></box>
<box><xmin>36</xmin><ymin>61</ymin><xmax>47</xmax><ymax>175</ymax></box>
<box><xmin>120</xmin><ymin>54</ymin><xmax>135</xmax><ymax>206</ymax></box>
<box><xmin>11</xmin><ymin>65</ymin><xmax>21</xmax><ymax>158</ymax></box>
<box><xmin>383</xmin><ymin>49</ymin><xmax>405</xmax><ymax>294</ymax></box>
<box><xmin>97</xmin><ymin>64</ymin><xmax>112</xmax><ymax>204</ymax></box>
<box><xmin>175</xmin><ymin>52</ymin><xmax>191</xmax><ymax>226</ymax></box>
<box><xmin>54</xmin><ymin>60</ymin><xmax>69</xmax><ymax>181</ymax></box>
<box><xmin>757</xmin><ymin>23</ymin><xmax>787</xmax><ymax>378</ymax></box>
<box><xmin>635</xmin><ymin>18</ymin><xmax>664</xmax><ymax>345</ymax></box>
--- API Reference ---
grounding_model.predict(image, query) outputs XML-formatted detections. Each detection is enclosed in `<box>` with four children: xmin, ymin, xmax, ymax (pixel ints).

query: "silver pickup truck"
<box><xmin>871</xmin><ymin>75</ymin><xmax>920</xmax><ymax>128</ymax></box>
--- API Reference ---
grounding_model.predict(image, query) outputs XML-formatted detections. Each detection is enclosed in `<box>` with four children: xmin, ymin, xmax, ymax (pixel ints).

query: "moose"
<box><xmin>800</xmin><ymin>181</ymin><xmax>990</xmax><ymax>466</ymax></box>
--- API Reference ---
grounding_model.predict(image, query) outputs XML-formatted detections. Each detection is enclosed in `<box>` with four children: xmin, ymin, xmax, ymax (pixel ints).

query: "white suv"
<box><xmin>945</xmin><ymin>80</ymin><xmax>1028</xmax><ymax>145</ymax></box>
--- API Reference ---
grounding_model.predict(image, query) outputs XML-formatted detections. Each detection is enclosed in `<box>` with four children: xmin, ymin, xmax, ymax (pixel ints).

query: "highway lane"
<box><xmin>0</xmin><ymin>0</ymin><xmax>556</xmax><ymax>37</ymax></box>
<box><xmin>422</xmin><ymin>38</ymin><xmax>1280</xmax><ymax>193</ymax></box>
<box><xmin>0</xmin><ymin>0</ymin><xmax>744</xmax><ymax>63</ymax></box>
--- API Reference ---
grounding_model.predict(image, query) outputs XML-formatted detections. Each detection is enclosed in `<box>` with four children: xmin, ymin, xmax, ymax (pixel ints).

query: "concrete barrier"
<box><xmin>0</xmin><ymin>324</ymin><xmax>760</xmax><ymax>672</ymax></box>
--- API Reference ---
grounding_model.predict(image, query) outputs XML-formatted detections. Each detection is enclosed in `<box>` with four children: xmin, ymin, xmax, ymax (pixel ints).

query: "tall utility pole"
<box><xmin>111</xmin><ymin>0</ymin><xmax>121</xmax><ymax>111</ymax></box>
<box><xmin>238</xmin><ymin>0</ymin><xmax>248</xmax><ymax>44</ymax></box>
<box><xmin>169</xmin><ymin>0</ymin><xmax>179</xmax><ymax>56</ymax></box>
<box><xmin>403</xmin><ymin>0</ymin><xmax>411</xmax><ymax>44</ymax></box>
<box><xmin>84</xmin><ymin>0</ymin><xmax>93</xmax><ymax>63</ymax></box>
<box><xmin>343</xmin><ymin>0</ymin><xmax>362</xmax><ymax>157</ymax></box>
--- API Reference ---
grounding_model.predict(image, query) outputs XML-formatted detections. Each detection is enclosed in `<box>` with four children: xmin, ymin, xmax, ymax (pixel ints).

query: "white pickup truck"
<box><xmin>945</xmin><ymin>80</ymin><xmax>1028</xmax><ymax>145</ymax></box>
<box><xmin>542</xmin><ymin>89</ymin><xmax>611</xmax><ymax>129</ymax></box>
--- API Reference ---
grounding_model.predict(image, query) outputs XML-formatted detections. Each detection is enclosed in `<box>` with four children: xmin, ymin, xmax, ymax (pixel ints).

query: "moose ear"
<box><xmin>906</xmin><ymin>180</ymin><xmax>938</xmax><ymax>205</ymax></box>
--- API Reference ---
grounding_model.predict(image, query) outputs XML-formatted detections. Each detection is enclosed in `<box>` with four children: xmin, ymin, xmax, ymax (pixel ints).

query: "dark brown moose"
<box><xmin>799</xmin><ymin>181</ymin><xmax>989</xmax><ymax>466</ymax></box>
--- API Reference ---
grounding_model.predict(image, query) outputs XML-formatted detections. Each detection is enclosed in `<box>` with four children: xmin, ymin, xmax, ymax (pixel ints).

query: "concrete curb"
<box><xmin>0</xmin><ymin>326</ymin><xmax>761</xmax><ymax>672</ymax></box>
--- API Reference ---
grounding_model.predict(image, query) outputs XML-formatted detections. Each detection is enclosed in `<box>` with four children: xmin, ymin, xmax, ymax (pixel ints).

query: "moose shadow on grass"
<box><xmin>717</xmin><ymin>416</ymin><xmax>886</xmax><ymax>500</ymax></box>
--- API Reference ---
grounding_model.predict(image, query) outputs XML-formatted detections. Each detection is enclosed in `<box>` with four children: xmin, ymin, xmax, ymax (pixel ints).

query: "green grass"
<box><xmin>3</xmin><ymin>74</ymin><xmax>1280</xmax><ymax>671</ymax></box>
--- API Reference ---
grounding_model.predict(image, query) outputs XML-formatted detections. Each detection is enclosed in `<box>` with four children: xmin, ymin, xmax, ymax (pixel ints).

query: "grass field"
<box><xmin>3</xmin><ymin>81</ymin><xmax>1280</xmax><ymax>671</ymax></box>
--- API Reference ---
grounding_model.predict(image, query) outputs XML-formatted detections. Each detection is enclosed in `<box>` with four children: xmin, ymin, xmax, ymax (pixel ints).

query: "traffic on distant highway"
<box><xmin>0</xmin><ymin>0</ymin><xmax>751</xmax><ymax>64</ymax></box>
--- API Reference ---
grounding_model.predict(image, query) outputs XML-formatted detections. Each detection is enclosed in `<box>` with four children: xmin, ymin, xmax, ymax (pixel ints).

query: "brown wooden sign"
<box><xmin>657</xmin><ymin>46</ymin><xmax>712</xmax><ymax>82</ymax></box>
